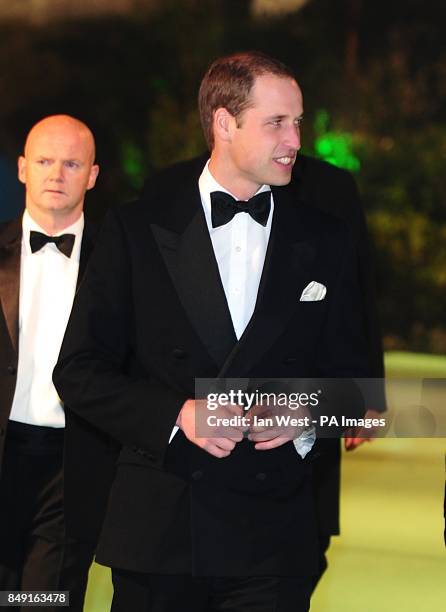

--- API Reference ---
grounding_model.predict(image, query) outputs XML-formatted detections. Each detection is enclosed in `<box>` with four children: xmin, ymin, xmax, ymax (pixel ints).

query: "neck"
<box><xmin>209</xmin><ymin>152</ymin><xmax>261</xmax><ymax>201</ymax></box>
<box><xmin>26</xmin><ymin>207</ymin><xmax>82</xmax><ymax>235</ymax></box>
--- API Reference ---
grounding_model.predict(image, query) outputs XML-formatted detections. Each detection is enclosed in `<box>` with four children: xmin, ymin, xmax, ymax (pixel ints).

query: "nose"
<box><xmin>284</xmin><ymin>124</ymin><xmax>301</xmax><ymax>151</ymax></box>
<box><xmin>49</xmin><ymin>162</ymin><xmax>64</xmax><ymax>182</ymax></box>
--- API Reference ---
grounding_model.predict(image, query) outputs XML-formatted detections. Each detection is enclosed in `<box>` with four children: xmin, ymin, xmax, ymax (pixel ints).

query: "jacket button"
<box><xmin>172</xmin><ymin>348</ymin><xmax>188</xmax><ymax>360</ymax></box>
<box><xmin>255</xmin><ymin>472</ymin><xmax>267</xmax><ymax>481</ymax></box>
<box><xmin>191</xmin><ymin>470</ymin><xmax>203</xmax><ymax>481</ymax></box>
<box><xmin>7</xmin><ymin>366</ymin><xmax>17</xmax><ymax>375</ymax></box>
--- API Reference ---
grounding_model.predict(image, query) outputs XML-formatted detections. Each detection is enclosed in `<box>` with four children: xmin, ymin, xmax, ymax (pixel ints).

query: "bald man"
<box><xmin>0</xmin><ymin>115</ymin><xmax>99</xmax><ymax>610</ymax></box>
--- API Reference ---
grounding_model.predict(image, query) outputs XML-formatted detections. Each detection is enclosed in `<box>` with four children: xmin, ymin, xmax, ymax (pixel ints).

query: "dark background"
<box><xmin>1</xmin><ymin>0</ymin><xmax>444</xmax><ymax>352</ymax></box>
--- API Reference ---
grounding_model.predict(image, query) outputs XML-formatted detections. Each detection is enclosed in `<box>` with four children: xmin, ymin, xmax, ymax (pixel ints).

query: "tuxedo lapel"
<box><xmin>150</xmin><ymin>179</ymin><xmax>237</xmax><ymax>369</ymax></box>
<box><xmin>0</xmin><ymin>218</ymin><xmax>95</xmax><ymax>353</ymax></box>
<box><xmin>220</xmin><ymin>185</ymin><xmax>317</xmax><ymax>377</ymax></box>
<box><xmin>78</xmin><ymin>221</ymin><xmax>96</xmax><ymax>289</ymax></box>
<box><xmin>0</xmin><ymin>219</ymin><xmax>21</xmax><ymax>354</ymax></box>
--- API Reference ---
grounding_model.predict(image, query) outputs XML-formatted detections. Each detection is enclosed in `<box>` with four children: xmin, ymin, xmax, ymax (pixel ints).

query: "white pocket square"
<box><xmin>299</xmin><ymin>281</ymin><xmax>326</xmax><ymax>302</ymax></box>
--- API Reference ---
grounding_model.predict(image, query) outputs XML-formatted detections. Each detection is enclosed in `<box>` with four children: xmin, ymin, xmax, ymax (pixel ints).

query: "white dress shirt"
<box><xmin>170</xmin><ymin>161</ymin><xmax>315</xmax><ymax>457</ymax></box>
<box><xmin>9</xmin><ymin>210</ymin><xmax>84</xmax><ymax>428</ymax></box>
<box><xmin>199</xmin><ymin>160</ymin><xmax>273</xmax><ymax>340</ymax></box>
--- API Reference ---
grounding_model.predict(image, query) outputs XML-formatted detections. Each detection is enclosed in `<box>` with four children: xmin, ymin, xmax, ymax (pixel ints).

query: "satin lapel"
<box><xmin>77</xmin><ymin>221</ymin><xmax>96</xmax><ymax>289</ymax></box>
<box><xmin>220</xmin><ymin>186</ymin><xmax>317</xmax><ymax>377</ymax></box>
<box><xmin>0</xmin><ymin>220</ymin><xmax>22</xmax><ymax>354</ymax></box>
<box><xmin>150</xmin><ymin>187</ymin><xmax>237</xmax><ymax>369</ymax></box>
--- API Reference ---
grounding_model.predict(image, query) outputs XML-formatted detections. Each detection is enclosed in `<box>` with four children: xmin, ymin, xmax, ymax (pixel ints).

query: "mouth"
<box><xmin>44</xmin><ymin>189</ymin><xmax>66</xmax><ymax>195</ymax></box>
<box><xmin>273</xmin><ymin>155</ymin><xmax>296</xmax><ymax>167</ymax></box>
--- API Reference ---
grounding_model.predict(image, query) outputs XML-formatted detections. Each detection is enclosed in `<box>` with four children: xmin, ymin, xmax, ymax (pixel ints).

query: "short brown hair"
<box><xmin>198</xmin><ymin>51</ymin><xmax>297</xmax><ymax>150</ymax></box>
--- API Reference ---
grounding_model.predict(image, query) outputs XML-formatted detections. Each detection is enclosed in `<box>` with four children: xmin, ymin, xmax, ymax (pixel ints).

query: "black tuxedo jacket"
<box><xmin>54</xmin><ymin>156</ymin><xmax>370</xmax><ymax>577</ymax></box>
<box><xmin>0</xmin><ymin>217</ymin><xmax>114</xmax><ymax>545</ymax></box>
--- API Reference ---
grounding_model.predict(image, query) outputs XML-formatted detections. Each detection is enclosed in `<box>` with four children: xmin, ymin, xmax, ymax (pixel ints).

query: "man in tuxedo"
<box><xmin>54</xmin><ymin>52</ymin><xmax>369</xmax><ymax>612</ymax></box>
<box><xmin>290</xmin><ymin>155</ymin><xmax>386</xmax><ymax>588</ymax></box>
<box><xmin>0</xmin><ymin>115</ymin><xmax>99</xmax><ymax>610</ymax></box>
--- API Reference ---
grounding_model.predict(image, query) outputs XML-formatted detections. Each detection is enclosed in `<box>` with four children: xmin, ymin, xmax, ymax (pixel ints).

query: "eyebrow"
<box><xmin>36</xmin><ymin>156</ymin><xmax>83</xmax><ymax>163</ymax></box>
<box><xmin>265</xmin><ymin>114</ymin><xmax>287</xmax><ymax>121</ymax></box>
<box><xmin>265</xmin><ymin>114</ymin><xmax>304</xmax><ymax>121</ymax></box>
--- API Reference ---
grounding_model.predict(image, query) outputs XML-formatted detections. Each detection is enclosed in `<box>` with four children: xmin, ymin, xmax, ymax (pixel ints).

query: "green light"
<box><xmin>314</xmin><ymin>109</ymin><xmax>329</xmax><ymax>134</ymax></box>
<box><xmin>121</xmin><ymin>141</ymin><xmax>145</xmax><ymax>189</ymax></box>
<box><xmin>312</xmin><ymin>109</ymin><xmax>361</xmax><ymax>173</ymax></box>
<box><xmin>315</xmin><ymin>137</ymin><xmax>333</xmax><ymax>156</ymax></box>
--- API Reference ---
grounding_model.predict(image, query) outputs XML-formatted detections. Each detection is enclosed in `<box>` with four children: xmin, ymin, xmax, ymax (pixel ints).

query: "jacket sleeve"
<box><xmin>53</xmin><ymin>207</ymin><xmax>188</xmax><ymax>462</ymax></box>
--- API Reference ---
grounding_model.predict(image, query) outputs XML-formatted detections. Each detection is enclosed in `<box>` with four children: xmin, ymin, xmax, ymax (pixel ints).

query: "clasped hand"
<box><xmin>177</xmin><ymin>399</ymin><xmax>310</xmax><ymax>457</ymax></box>
<box><xmin>245</xmin><ymin>402</ymin><xmax>310</xmax><ymax>450</ymax></box>
<box><xmin>176</xmin><ymin>399</ymin><xmax>246</xmax><ymax>458</ymax></box>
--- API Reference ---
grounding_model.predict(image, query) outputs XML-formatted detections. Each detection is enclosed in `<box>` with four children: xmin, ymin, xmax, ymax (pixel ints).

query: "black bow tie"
<box><xmin>210</xmin><ymin>190</ymin><xmax>271</xmax><ymax>228</ymax></box>
<box><xmin>29</xmin><ymin>231</ymin><xmax>75</xmax><ymax>258</ymax></box>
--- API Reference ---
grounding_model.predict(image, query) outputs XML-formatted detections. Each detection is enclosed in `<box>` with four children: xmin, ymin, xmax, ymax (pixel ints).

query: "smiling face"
<box><xmin>18</xmin><ymin>115</ymin><xmax>99</xmax><ymax>230</ymax></box>
<box><xmin>210</xmin><ymin>73</ymin><xmax>303</xmax><ymax>199</ymax></box>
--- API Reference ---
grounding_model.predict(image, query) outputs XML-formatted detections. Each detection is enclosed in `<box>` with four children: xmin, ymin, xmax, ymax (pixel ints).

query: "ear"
<box><xmin>87</xmin><ymin>164</ymin><xmax>100</xmax><ymax>190</ymax></box>
<box><xmin>213</xmin><ymin>107</ymin><xmax>236</xmax><ymax>144</ymax></box>
<box><xmin>17</xmin><ymin>156</ymin><xmax>26</xmax><ymax>185</ymax></box>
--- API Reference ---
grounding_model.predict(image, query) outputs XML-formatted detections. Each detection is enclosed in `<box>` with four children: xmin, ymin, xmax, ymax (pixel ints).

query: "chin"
<box><xmin>269</xmin><ymin>174</ymin><xmax>292</xmax><ymax>187</ymax></box>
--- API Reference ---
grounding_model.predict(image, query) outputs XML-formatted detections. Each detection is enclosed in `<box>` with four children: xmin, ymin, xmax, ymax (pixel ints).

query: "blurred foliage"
<box><xmin>0</xmin><ymin>0</ymin><xmax>445</xmax><ymax>351</ymax></box>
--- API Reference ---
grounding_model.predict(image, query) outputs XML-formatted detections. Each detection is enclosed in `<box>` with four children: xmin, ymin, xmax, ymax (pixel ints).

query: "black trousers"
<box><xmin>111</xmin><ymin>570</ymin><xmax>313</xmax><ymax>612</ymax></box>
<box><xmin>0</xmin><ymin>421</ymin><xmax>94</xmax><ymax>611</ymax></box>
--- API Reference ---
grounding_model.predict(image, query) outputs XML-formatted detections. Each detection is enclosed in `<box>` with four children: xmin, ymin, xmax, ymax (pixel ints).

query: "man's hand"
<box><xmin>344</xmin><ymin>409</ymin><xmax>383</xmax><ymax>451</ymax></box>
<box><xmin>176</xmin><ymin>399</ymin><xmax>246</xmax><ymax>458</ymax></box>
<box><xmin>246</xmin><ymin>403</ymin><xmax>310</xmax><ymax>451</ymax></box>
